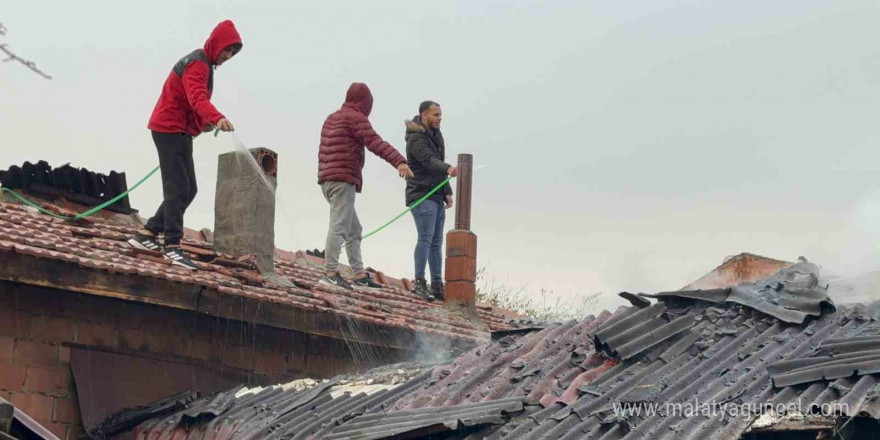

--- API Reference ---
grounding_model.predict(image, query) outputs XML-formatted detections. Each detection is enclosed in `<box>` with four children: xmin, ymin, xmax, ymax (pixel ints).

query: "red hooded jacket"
<box><xmin>148</xmin><ymin>21</ymin><xmax>242</xmax><ymax>137</ymax></box>
<box><xmin>318</xmin><ymin>83</ymin><xmax>406</xmax><ymax>192</ymax></box>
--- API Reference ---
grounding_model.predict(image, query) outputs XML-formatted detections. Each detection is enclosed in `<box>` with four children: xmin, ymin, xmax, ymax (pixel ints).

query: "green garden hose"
<box><xmin>361</xmin><ymin>176</ymin><xmax>452</xmax><ymax>240</ymax></box>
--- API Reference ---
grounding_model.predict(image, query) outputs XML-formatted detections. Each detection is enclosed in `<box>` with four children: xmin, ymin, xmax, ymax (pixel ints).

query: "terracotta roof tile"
<box><xmin>0</xmin><ymin>197</ymin><xmax>511</xmax><ymax>341</ymax></box>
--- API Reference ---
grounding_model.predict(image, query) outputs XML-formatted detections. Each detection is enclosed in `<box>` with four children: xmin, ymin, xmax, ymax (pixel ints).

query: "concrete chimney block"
<box><xmin>214</xmin><ymin>148</ymin><xmax>278</xmax><ymax>273</ymax></box>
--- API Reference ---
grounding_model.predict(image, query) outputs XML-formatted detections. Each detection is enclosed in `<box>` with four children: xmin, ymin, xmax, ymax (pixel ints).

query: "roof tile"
<box><xmin>0</xmin><ymin>195</ymin><xmax>511</xmax><ymax>344</ymax></box>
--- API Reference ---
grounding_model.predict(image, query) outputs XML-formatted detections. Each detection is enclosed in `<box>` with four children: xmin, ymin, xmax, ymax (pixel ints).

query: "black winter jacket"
<box><xmin>405</xmin><ymin>117</ymin><xmax>453</xmax><ymax>206</ymax></box>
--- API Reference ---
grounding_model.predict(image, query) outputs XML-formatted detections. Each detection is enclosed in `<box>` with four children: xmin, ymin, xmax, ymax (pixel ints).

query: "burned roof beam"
<box><xmin>0</xmin><ymin>160</ymin><xmax>135</xmax><ymax>214</ymax></box>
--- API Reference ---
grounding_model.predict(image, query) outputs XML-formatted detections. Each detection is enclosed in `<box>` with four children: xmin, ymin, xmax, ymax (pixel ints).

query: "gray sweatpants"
<box><xmin>322</xmin><ymin>181</ymin><xmax>364</xmax><ymax>275</ymax></box>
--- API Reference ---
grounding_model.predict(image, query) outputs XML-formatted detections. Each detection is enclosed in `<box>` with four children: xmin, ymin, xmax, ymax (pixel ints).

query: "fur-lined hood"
<box><xmin>403</xmin><ymin>115</ymin><xmax>450</xmax><ymax>206</ymax></box>
<box><xmin>404</xmin><ymin>117</ymin><xmax>429</xmax><ymax>135</ymax></box>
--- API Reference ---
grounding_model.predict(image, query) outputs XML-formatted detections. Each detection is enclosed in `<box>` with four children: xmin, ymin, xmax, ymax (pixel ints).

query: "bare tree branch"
<box><xmin>0</xmin><ymin>22</ymin><xmax>52</xmax><ymax>80</ymax></box>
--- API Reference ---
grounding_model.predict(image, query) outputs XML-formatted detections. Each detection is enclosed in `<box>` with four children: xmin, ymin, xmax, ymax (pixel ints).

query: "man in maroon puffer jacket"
<box><xmin>128</xmin><ymin>20</ymin><xmax>242</xmax><ymax>270</ymax></box>
<box><xmin>318</xmin><ymin>82</ymin><xmax>413</xmax><ymax>290</ymax></box>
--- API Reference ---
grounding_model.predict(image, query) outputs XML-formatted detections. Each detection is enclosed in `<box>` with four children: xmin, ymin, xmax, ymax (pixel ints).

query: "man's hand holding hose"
<box><xmin>397</xmin><ymin>163</ymin><xmax>414</xmax><ymax>179</ymax></box>
<box><xmin>212</xmin><ymin>118</ymin><xmax>236</xmax><ymax>136</ymax></box>
<box><xmin>216</xmin><ymin>118</ymin><xmax>235</xmax><ymax>132</ymax></box>
<box><xmin>445</xmin><ymin>166</ymin><xmax>457</xmax><ymax>209</ymax></box>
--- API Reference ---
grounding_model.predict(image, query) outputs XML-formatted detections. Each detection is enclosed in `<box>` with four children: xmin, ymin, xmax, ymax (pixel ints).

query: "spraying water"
<box><xmin>223</xmin><ymin>131</ymin><xmax>307</xmax><ymax>253</ymax></box>
<box><xmin>219</xmin><ymin>132</ymin><xmax>483</xmax><ymax>369</ymax></box>
<box><xmin>230</xmin><ymin>132</ymin><xmax>277</xmax><ymax>194</ymax></box>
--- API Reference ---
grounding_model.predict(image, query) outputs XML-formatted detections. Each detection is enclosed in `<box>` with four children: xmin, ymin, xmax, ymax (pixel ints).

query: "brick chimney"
<box><xmin>213</xmin><ymin>148</ymin><xmax>278</xmax><ymax>273</ymax></box>
<box><xmin>445</xmin><ymin>154</ymin><xmax>477</xmax><ymax>310</ymax></box>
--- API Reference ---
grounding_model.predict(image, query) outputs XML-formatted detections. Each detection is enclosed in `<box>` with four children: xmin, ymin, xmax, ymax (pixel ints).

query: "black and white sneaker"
<box><xmin>128</xmin><ymin>232</ymin><xmax>161</xmax><ymax>252</ymax></box>
<box><xmin>319</xmin><ymin>272</ymin><xmax>353</xmax><ymax>291</ymax></box>
<box><xmin>164</xmin><ymin>247</ymin><xmax>198</xmax><ymax>270</ymax></box>
<box><xmin>353</xmin><ymin>273</ymin><xmax>382</xmax><ymax>290</ymax></box>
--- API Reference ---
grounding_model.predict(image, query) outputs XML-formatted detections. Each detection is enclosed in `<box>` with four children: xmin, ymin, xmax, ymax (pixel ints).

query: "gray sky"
<box><xmin>4</xmin><ymin>0</ymin><xmax>880</xmax><ymax>313</ymax></box>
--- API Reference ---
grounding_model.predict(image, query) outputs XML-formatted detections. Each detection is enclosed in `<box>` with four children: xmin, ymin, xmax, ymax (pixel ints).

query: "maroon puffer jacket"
<box><xmin>318</xmin><ymin>83</ymin><xmax>406</xmax><ymax>192</ymax></box>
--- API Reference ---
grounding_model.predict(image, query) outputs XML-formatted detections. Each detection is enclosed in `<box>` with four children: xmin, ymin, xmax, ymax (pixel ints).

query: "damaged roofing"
<box><xmin>0</xmin><ymin>194</ymin><xmax>512</xmax><ymax>346</ymax></box>
<box><xmin>108</xmin><ymin>365</ymin><xmax>526</xmax><ymax>440</ymax></box>
<box><xmin>125</xmin><ymin>262</ymin><xmax>880</xmax><ymax>440</ymax></box>
<box><xmin>0</xmin><ymin>160</ymin><xmax>136</xmax><ymax>214</ymax></box>
<box><xmin>644</xmin><ymin>258</ymin><xmax>836</xmax><ymax>325</ymax></box>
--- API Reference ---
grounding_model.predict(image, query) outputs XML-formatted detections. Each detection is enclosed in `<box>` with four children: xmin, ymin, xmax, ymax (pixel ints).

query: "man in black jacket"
<box><xmin>405</xmin><ymin>101</ymin><xmax>458</xmax><ymax>300</ymax></box>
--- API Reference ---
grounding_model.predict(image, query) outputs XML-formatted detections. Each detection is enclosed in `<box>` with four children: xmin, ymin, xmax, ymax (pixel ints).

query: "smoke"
<box><xmin>853</xmin><ymin>188</ymin><xmax>880</xmax><ymax>249</ymax></box>
<box><xmin>411</xmin><ymin>331</ymin><xmax>457</xmax><ymax>365</ymax></box>
<box><xmin>403</xmin><ymin>305</ymin><xmax>471</xmax><ymax>365</ymax></box>
<box><xmin>809</xmin><ymin>192</ymin><xmax>880</xmax><ymax>303</ymax></box>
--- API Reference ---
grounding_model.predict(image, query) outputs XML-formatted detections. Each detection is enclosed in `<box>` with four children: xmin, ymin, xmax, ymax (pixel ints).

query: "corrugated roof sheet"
<box><xmin>125</xmin><ymin>261</ymin><xmax>880</xmax><ymax>440</ymax></box>
<box><xmin>593</xmin><ymin>303</ymin><xmax>697</xmax><ymax>360</ymax></box>
<box><xmin>90</xmin><ymin>390</ymin><xmax>200</xmax><ymax>439</ymax></box>
<box><xmin>0</xmin><ymin>197</ymin><xmax>512</xmax><ymax>344</ymax></box>
<box><xmin>126</xmin><ymin>311</ymin><xmax>615</xmax><ymax>439</ymax></box>
<box><xmin>437</xmin><ymin>303</ymin><xmax>880</xmax><ymax>440</ymax></box>
<box><xmin>126</xmin><ymin>370</ymin><xmax>526</xmax><ymax>440</ymax></box>
<box><xmin>130</xmin><ymin>301</ymin><xmax>880</xmax><ymax>439</ymax></box>
<box><xmin>767</xmin><ymin>335</ymin><xmax>880</xmax><ymax>388</ymax></box>
<box><xmin>644</xmin><ymin>258</ymin><xmax>836</xmax><ymax>324</ymax></box>
<box><xmin>323</xmin><ymin>397</ymin><xmax>525</xmax><ymax>440</ymax></box>
<box><xmin>410</xmin><ymin>283</ymin><xmax>879</xmax><ymax>439</ymax></box>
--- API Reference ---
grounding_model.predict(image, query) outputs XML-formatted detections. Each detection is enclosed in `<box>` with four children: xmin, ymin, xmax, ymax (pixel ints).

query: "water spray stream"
<box><xmin>215</xmin><ymin>132</ymin><xmax>486</xmax><ymax>371</ymax></box>
<box><xmin>222</xmin><ymin>131</ymin><xmax>307</xmax><ymax>252</ymax></box>
<box><xmin>334</xmin><ymin>314</ymin><xmax>397</xmax><ymax>373</ymax></box>
<box><xmin>230</xmin><ymin>132</ymin><xmax>277</xmax><ymax>195</ymax></box>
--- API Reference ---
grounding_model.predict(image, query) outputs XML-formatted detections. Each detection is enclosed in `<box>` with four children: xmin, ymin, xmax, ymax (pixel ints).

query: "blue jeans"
<box><xmin>412</xmin><ymin>199</ymin><xmax>445</xmax><ymax>283</ymax></box>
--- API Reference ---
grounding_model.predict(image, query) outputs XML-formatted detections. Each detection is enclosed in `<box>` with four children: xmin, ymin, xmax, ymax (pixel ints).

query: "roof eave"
<box><xmin>0</xmin><ymin>250</ymin><xmax>483</xmax><ymax>351</ymax></box>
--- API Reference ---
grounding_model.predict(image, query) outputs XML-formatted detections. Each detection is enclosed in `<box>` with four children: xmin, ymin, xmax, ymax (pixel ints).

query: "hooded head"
<box><xmin>203</xmin><ymin>20</ymin><xmax>243</xmax><ymax>65</ymax></box>
<box><xmin>342</xmin><ymin>82</ymin><xmax>374</xmax><ymax>117</ymax></box>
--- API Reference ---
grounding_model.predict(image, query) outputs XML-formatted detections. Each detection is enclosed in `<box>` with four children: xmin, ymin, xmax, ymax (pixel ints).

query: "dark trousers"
<box><xmin>145</xmin><ymin>131</ymin><xmax>197</xmax><ymax>246</ymax></box>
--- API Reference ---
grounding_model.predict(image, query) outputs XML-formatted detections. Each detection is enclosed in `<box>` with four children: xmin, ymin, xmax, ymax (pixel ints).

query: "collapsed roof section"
<box><xmin>642</xmin><ymin>257</ymin><xmax>836</xmax><ymax>324</ymax></box>
<box><xmin>681</xmin><ymin>252</ymin><xmax>793</xmax><ymax>291</ymax></box>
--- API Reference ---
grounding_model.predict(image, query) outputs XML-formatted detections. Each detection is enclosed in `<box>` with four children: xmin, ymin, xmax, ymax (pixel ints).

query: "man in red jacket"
<box><xmin>128</xmin><ymin>20</ymin><xmax>242</xmax><ymax>270</ymax></box>
<box><xmin>318</xmin><ymin>82</ymin><xmax>413</xmax><ymax>290</ymax></box>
